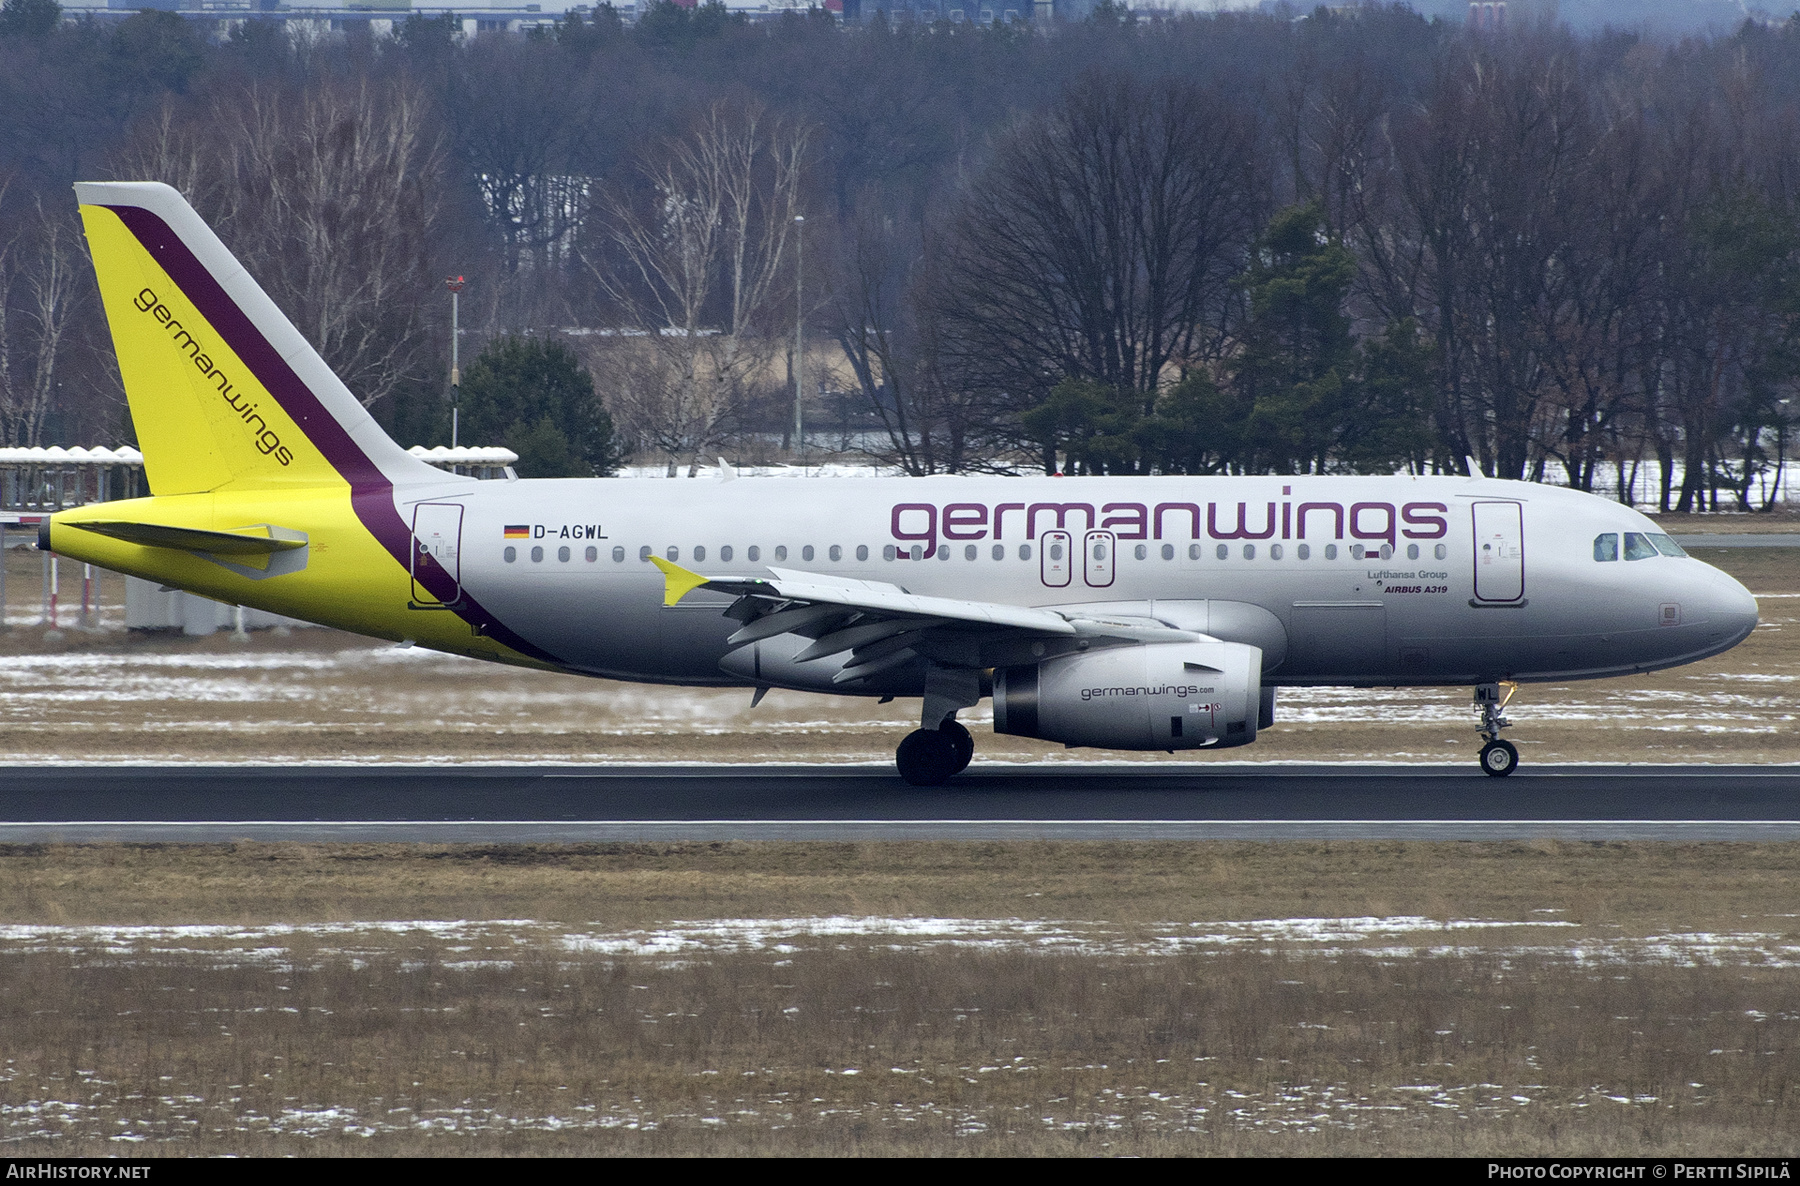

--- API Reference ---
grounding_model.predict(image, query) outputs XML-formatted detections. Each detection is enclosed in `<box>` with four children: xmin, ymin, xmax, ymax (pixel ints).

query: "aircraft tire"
<box><xmin>897</xmin><ymin>728</ymin><xmax>960</xmax><ymax>787</ymax></box>
<box><xmin>941</xmin><ymin>720</ymin><xmax>974</xmax><ymax>775</ymax></box>
<box><xmin>1479</xmin><ymin>739</ymin><xmax>1519</xmax><ymax>778</ymax></box>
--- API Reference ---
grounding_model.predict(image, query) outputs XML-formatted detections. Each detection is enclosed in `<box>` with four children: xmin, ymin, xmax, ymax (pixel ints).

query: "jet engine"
<box><xmin>992</xmin><ymin>640</ymin><xmax>1264</xmax><ymax>751</ymax></box>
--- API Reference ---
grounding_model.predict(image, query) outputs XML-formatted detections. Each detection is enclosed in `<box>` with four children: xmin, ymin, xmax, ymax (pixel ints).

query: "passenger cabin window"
<box><xmin>1594</xmin><ymin>533</ymin><xmax>1619</xmax><ymax>561</ymax></box>
<box><xmin>720</xmin><ymin>546</ymin><xmax>733</xmax><ymax>562</ymax></box>
<box><xmin>1624</xmin><ymin>532</ymin><xmax>1659</xmax><ymax>561</ymax></box>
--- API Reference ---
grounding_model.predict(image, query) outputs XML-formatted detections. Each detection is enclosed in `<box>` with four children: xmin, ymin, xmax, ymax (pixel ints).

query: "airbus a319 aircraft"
<box><xmin>43</xmin><ymin>182</ymin><xmax>1761</xmax><ymax>784</ymax></box>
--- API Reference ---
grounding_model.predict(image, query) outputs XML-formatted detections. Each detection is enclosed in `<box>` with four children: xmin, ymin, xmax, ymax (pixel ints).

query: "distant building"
<box><xmin>1468</xmin><ymin>0</ymin><xmax>1505</xmax><ymax>30</ymax></box>
<box><xmin>68</xmin><ymin>0</ymin><xmax>851</xmax><ymax>29</ymax></box>
<box><xmin>66</xmin><ymin>1</ymin><xmax>564</xmax><ymax>35</ymax></box>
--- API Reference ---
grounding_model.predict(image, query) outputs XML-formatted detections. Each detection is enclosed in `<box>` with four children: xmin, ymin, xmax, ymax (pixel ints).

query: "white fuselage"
<box><xmin>400</xmin><ymin>473</ymin><xmax>1759</xmax><ymax>691</ymax></box>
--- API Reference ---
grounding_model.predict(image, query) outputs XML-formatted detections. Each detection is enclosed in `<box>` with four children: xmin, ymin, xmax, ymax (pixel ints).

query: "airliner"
<box><xmin>42</xmin><ymin>182</ymin><xmax>1760</xmax><ymax>784</ymax></box>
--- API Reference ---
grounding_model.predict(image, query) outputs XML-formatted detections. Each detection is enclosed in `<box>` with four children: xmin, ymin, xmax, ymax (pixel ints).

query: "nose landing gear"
<box><xmin>1474</xmin><ymin>682</ymin><xmax>1519</xmax><ymax>777</ymax></box>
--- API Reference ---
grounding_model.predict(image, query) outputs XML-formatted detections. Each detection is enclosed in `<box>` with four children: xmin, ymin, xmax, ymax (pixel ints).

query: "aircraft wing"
<box><xmin>649</xmin><ymin>557</ymin><xmax>1197</xmax><ymax>684</ymax></box>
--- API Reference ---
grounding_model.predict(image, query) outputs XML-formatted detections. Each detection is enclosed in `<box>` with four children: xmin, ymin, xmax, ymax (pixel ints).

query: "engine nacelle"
<box><xmin>993</xmin><ymin>640</ymin><xmax>1264</xmax><ymax>751</ymax></box>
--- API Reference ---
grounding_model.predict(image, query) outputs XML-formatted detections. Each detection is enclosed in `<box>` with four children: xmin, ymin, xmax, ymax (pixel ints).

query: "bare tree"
<box><xmin>0</xmin><ymin>192</ymin><xmax>85</xmax><ymax>447</ymax></box>
<box><xmin>583</xmin><ymin>102</ymin><xmax>807</xmax><ymax>474</ymax></box>
<box><xmin>1395</xmin><ymin>31</ymin><xmax>1592</xmax><ymax>479</ymax></box>
<box><xmin>829</xmin><ymin>197</ymin><xmax>995</xmax><ymax>474</ymax></box>
<box><xmin>447</xmin><ymin>36</ymin><xmax>605</xmax><ymax>330</ymax></box>
<box><xmin>1531</xmin><ymin>100</ymin><xmax>1662</xmax><ymax>494</ymax></box>
<box><xmin>118</xmin><ymin>76</ymin><xmax>446</xmax><ymax>410</ymax></box>
<box><xmin>928</xmin><ymin>74</ymin><xmax>1265</xmax><ymax>459</ymax></box>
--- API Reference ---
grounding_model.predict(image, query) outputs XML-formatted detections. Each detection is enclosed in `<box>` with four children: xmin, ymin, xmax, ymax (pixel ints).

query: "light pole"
<box><xmin>446</xmin><ymin>275</ymin><xmax>465</xmax><ymax>448</ymax></box>
<box><xmin>794</xmin><ymin>215</ymin><xmax>804</xmax><ymax>468</ymax></box>
<box><xmin>1780</xmin><ymin>398</ymin><xmax>1792</xmax><ymax>509</ymax></box>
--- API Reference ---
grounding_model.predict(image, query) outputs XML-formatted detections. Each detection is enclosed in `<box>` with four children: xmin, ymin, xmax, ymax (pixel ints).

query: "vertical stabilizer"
<box><xmin>74</xmin><ymin>181</ymin><xmax>440</xmax><ymax>494</ymax></box>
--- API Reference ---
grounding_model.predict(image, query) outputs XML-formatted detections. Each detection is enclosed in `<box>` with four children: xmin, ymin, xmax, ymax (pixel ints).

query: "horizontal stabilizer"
<box><xmin>69</xmin><ymin>520</ymin><xmax>307</xmax><ymax>556</ymax></box>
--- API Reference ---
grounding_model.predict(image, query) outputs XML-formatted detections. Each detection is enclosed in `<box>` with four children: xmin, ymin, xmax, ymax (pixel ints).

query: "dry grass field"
<box><xmin>0</xmin><ymin>840</ymin><xmax>1797</xmax><ymax>1155</ymax></box>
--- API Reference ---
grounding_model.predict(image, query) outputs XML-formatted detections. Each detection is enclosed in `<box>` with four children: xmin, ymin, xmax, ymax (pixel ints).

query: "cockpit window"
<box><xmin>1593</xmin><ymin>533</ymin><xmax>1619</xmax><ymax>561</ymax></box>
<box><xmin>1624</xmin><ymin>532</ymin><xmax>1659</xmax><ymax>561</ymax></box>
<box><xmin>1648</xmin><ymin>533</ymin><xmax>1687</xmax><ymax>558</ymax></box>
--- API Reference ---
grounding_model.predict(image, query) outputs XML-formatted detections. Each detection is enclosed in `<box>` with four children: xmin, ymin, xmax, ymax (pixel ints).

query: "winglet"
<box><xmin>649</xmin><ymin>555</ymin><xmax>712</xmax><ymax>606</ymax></box>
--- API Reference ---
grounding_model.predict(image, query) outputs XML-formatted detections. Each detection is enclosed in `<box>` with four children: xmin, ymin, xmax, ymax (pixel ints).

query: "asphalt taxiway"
<box><xmin>0</xmin><ymin>763</ymin><xmax>1795</xmax><ymax>842</ymax></box>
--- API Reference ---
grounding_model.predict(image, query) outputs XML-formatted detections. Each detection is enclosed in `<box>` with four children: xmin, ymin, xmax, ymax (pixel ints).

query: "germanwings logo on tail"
<box><xmin>133</xmin><ymin>285</ymin><xmax>293</xmax><ymax>466</ymax></box>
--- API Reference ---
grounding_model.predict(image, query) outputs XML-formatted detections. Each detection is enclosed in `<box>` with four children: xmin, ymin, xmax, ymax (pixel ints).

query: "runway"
<box><xmin>0</xmin><ymin>763</ymin><xmax>1797</xmax><ymax>842</ymax></box>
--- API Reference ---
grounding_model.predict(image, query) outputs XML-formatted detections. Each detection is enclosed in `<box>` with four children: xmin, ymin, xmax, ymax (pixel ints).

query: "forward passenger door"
<box><xmin>1471</xmin><ymin>501</ymin><xmax>1525</xmax><ymax>603</ymax></box>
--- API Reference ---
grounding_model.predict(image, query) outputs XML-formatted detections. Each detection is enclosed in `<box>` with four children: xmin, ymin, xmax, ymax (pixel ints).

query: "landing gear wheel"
<box><xmin>940</xmin><ymin>720</ymin><xmax>974</xmax><ymax>775</ymax></box>
<box><xmin>1479</xmin><ymin>739</ymin><xmax>1519</xmax><ymax>778</ymax></box>
<box><xmin>896</xmin><ymin>728</ymin><xmax>959</xmax><ymax>787</ymax></box>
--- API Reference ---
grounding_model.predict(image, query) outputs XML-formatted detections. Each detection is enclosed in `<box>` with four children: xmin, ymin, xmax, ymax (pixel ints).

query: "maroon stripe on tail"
<box><xmin>106</xmin><ymin>204</ymin><xmax>562</xmax><ymax>666</ymax></box>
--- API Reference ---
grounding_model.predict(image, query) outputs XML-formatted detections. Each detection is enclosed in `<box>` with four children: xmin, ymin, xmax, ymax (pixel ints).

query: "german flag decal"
<box><xmin>504</xmin><ymin>525</ymin><xmax>530</xmax><ymax>539</ymax></box>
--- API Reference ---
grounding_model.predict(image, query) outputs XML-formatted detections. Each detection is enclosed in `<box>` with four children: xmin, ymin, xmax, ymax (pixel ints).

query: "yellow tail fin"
<box><xmin>75</xmin><ymin>181</ymin><xmax>434</xmax><ymax>494</ymax></box>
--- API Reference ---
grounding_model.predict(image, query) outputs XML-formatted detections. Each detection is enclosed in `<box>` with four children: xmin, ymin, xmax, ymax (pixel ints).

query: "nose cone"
<box><xmin>1698</xmin><ymin>562</ymin><xmax>1759</xmax><ymax>650</ymax></box>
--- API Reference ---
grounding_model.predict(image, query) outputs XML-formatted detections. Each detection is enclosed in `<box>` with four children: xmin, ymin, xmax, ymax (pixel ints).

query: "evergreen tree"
<box><xmin>1234</xmin><ymin>200</ymin><xmax>1435</xmax><ymax>474</ymax></box>
<box><xmin>1234</xmin><ymin>199</ymin><xmax>1360</xmax><ymax>474</ymax></box>
<box><xmin>459</xmin><ymin>337</ymin><xmax>622</xmax><ymax>478</ymax></box>
<box><xmin>0</xmin><ymin>0</ymin><xmax>60</xmax><ymax>37</ymax></box>
<box><xmin>1021</xmin><ymin>378</ymin><xmax>1138</xmax><ymax>475</ymax></box>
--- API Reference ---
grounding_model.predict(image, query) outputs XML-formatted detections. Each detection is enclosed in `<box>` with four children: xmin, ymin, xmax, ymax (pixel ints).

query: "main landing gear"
<box><xmin>896</xmin><ymin>719</ymin><xmax>974</xmax><ymax>787</ymax></box>
<box><xmin>896</xmin><ymin>666</ymin><xmax>982</xmax><ymax>786</ymax></box>
<box><xmin>1474</xmin><ymin>681</ymin><xmax>1519</xmax><ymax>777</ymax></box>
